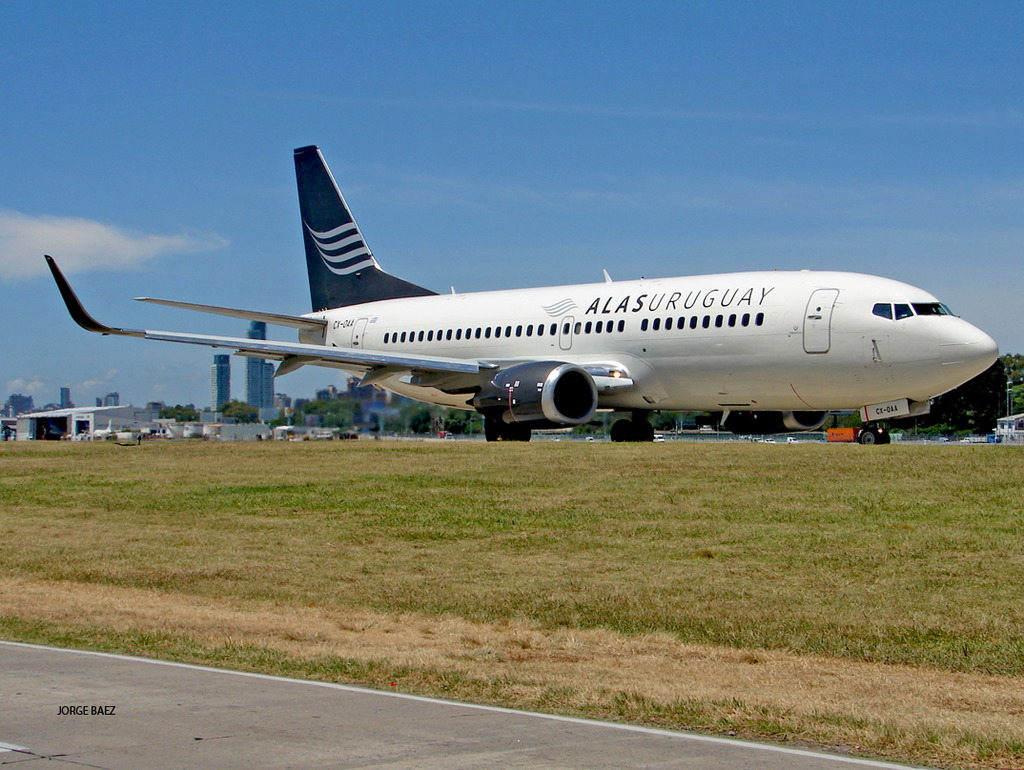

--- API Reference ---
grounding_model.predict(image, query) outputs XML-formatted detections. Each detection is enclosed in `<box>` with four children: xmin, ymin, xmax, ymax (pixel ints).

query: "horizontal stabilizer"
<box><xmin>143</xmin><ymin>330</ymin><xmax>485</xmax><ymax>375</ymax></box>
<box><xmin>135</xmin><ymin>297</ymin><xmax>326</xmax><ymax>332</ymax></box>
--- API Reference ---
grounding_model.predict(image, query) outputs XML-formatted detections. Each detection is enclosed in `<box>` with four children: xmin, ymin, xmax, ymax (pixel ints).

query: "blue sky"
<box><xmin>2</xmin><ymin>2</ymin><xmax>1022</xmax><ymax>408</ymax></box>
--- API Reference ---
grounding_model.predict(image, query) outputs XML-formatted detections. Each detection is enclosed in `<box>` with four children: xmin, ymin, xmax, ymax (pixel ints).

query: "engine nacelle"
<box><xmin>781</xmin><ymin>411</ymin><xmax>829</xmax><ymax>432</ymax></box>
<box><xmin>472</xmin><ymin>361</ymin><xmax>598</xmax><ymax>427</ymax></box>
<box><xmin>721</xmin><ymin>410</ymin><xmax>828</xmax><ymax>434</ymax></box>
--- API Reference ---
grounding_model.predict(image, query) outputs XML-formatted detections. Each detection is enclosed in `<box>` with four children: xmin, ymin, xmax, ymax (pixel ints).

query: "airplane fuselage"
<box><xmin>305</xmin><ymin>269</ymin><xmax>996</xmax><ymax>415</ymax></box>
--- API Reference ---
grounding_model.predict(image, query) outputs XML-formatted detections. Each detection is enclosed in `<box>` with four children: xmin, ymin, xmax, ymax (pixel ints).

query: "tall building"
<box><xmin>8</xmin><ymin>394</ymin><xmax>34</xmax><ymax>415</ymax></box>
<box><xmin>211</xmin><ymin>354</ymin><xmax>230</xmax><ymax>410</ymax></box>
<box><xmin>245</xmin><ymin>322</ymin><xmax>274</xmax><ymax>408</ymax></box>
<box><xmin>102</xmin><ymin>392</ymin><xmax>120</xmax><ymax>407</ymax></box>
<box><xmin>262</xmin><ymin>361</ymin><xmax>275</xmax><ymax>409</ymax></box>
<box><xmin>60</xmin><ymin>387</ymin><xmax>73</xmax><ymax>409</ymax></box>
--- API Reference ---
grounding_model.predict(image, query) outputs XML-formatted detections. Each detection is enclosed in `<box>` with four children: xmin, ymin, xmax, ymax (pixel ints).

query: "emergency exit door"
<box><xmin>351</xmin><ymin>318</ymin><xmax>368</xmax><ymax>348</ymax></box>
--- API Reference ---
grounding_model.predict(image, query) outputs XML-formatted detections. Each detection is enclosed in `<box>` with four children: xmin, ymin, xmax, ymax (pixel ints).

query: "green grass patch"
<box><xmin>2</xmin><ymin>440</ymin><xmax>1024</xmax><ymax>768</ymax></box>
<box><xmin>3</xmin><ymin>442</ymin><xmax>1023</xmax><ymax>671</ymax></box>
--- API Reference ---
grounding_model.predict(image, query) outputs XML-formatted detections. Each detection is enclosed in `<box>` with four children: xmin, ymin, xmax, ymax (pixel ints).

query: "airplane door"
<box><xmin>803</xmin><ymin>289</ymin><xmax>839</xmax><ymax>354</ymax></box>
<box><xmin>558</xmin><ymin>315</ymin><xmax>574</xmax><ymax>351</ymax></box>
<box><xmin>351</xmin><ymin>318</ymin><xmax>368</xmax><ymax>348</ymax></box>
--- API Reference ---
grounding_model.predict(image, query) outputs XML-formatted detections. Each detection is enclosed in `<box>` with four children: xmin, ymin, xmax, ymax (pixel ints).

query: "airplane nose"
<box><xmin>940</xmin><ymin>322</ymin><xmax>999</xmax><ymax>379</ymax></box>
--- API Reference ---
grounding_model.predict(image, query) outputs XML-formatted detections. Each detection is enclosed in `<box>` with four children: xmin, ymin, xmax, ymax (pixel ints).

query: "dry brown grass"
<box><xmin>5</xmin><ymin>576</ymin><xmax>1023</xmax><ymax>740</ymax></box>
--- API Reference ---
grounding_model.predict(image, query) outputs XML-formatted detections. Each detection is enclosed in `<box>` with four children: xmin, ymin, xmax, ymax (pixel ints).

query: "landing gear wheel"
<box><xmin>484</xmin><ymin>415</ymin><xmax>532</xmax><ymax>442</ymax></box>
<box><xmin>633</xmin><ymin>420</ymin><xmax>655</xmax><ymax>443</ymax></box>
<box><xmin>502</xmin><ymin>422</ymin><xmax>532</xmax><ymax>442</ymax></box>
<box><xmin>610</xmin><ymin>419</ymin><xmax>634</xmax><ymax>443</ymax></box>
<box><xmin>610</xmin><ymin>416</ymin><xmax>656</xmax><ymax>442</ymax></box>
<box><xmin>858</xmin><ymin>427</ymin><xmax>890</xmax><ymax>445</ymax></box>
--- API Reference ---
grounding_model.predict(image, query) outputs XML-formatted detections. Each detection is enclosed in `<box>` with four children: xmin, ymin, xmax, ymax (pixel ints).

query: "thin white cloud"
<box><xmin>272</xmin><ymin>92</ymin><xmax>1024</xmax><ymax>132</ymax></box>
<box><xmin>6</xmin><ymin>378</ymin><xmax>48</xmax><ymax>396</ymax></box>
<box><xmin>80</xmin><ymin>370</ymin><xmax>119</xmax><ymax>390</ymax></box>
<box><xmin>5</xmin><ymin>369</ymin><xmax>123</xmax><ymax>404</ymax></box>
<box><xmin>0</xmin><ymin>209</ymin><xmax>228</xmax><ymax>280</ymax></box>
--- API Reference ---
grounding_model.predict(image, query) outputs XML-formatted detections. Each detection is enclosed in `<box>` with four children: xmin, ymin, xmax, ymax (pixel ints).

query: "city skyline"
<box><xmin>5</xmin><ymin>370</ymin><xmax>314</xmax><ymax>417</ymax></box>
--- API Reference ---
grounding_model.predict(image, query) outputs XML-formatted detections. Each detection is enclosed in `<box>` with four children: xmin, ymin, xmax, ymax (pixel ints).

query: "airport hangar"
<box><xmin>15</xmin><ymin>405</ymin><xmax>158</xmax><ymax>441</ymax></box>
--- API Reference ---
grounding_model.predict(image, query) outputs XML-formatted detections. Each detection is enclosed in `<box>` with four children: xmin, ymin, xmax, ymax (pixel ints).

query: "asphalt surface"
<box><xmin>0</xmin><ymin>642</ymin><xmax>929</xmax><ymax>769</ymax></box>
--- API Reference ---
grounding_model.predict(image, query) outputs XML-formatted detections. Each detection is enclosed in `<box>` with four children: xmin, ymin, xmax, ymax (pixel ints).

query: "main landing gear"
<box><xmin>484</xmin><ymin>415</ymin><xmax>532</xmax><ymax>442</ymax></box>
<box><xmin>483</xmin><ymin>412</ymin><xmax>658</xmax><ymax>443</ymax></box>
<box><xmin>609</xmin><ymin>411</ymin><xmax>655</xmax><ymax>443</ymax></box>
<box><xmin>858</xmin><ymin>426</ymin><xmax>891</xmax><ymax>445</ymax></box>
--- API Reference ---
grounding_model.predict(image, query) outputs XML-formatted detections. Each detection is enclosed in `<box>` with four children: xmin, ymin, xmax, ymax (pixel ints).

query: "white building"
<box><xmin>16</xmin><ymin>405</ymin><xmax>158</xmax><ymax>441</ymax></box>
<box><xmin>995</xmin><ymin>413</ymin><xmax>1024</xmax><ymax>443</ymax></box>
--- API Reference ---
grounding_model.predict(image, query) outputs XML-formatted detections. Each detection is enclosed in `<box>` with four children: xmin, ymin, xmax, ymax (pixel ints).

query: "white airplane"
<box><xmin>46</xmin><ymin>146</ymin><xmax>998</xmax><ymax>444</ymax></box>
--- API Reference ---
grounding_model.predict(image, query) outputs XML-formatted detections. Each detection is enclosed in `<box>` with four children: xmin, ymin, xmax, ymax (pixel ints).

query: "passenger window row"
<box><xmin>382</xmin><ymin>320</ymin><xmax>628</xmax><ymax>345</ymax></box>
<box><xmin>565</xmin><ymin>319</ymin><xmax>627</xmax><ymax>336</ymax></box>
<box><xmin>381</xmin><ymin>313</ymin><xmax>765</xmax><ymax>345</ymax></box>
<box><xmin>639</xmin><ymin>313</ymin><xmax>765</xmax><ymax>332</ymax></box>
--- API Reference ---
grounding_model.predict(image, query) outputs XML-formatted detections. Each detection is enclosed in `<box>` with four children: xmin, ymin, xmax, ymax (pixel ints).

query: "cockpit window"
<box><xmin>912</xmin><ymin>302</ymin><xmax>950</xmax><ymax>316</ymax></box>
<box><xmin>874</xmin><ymin>301</ymin><xmax>954</xmax><ymax>321</ymax></box>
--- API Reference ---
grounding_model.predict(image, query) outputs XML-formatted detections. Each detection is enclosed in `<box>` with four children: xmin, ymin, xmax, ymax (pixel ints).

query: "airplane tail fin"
<box><xmin>294</xmin><ymin>145</ymin><xmax>436</xmax><ymax>311</ymax></box>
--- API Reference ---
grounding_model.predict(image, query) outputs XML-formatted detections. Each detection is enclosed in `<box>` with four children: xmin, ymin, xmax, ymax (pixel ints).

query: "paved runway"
<box><xmin>0</xmin><ymin>642</ymin><xmax>927</xmax><ymax>769</ymax></box>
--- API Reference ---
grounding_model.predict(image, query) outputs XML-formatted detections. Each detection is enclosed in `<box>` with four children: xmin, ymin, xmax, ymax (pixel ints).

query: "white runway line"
<box><xmin>0</xmin><ymin>640</ymin><xmax>928</xmax><ymax>770</ymax></box>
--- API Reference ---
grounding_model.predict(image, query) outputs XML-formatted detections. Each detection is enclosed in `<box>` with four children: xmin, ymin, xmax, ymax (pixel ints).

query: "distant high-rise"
<box><xmin>102</xmin><ymin>392</ymin><xmax>120</xmax><ymax>407</ymax></box>
<box><xmin>262</xmin><ymin>361</ymin><xmax>275</xmax><ymax>409</ymax></box>
<box><xmin>245</xmin><ymin>322</ymin><xmax>274</xmax><ymax>408</ymax></box>
<box><xmin>60</xmin><ymin>387</ymin><xmax>73</xmax><ymax>409</ymax></box>
<box><xmin>7</xmin><ymin>394</ymin><xmax>33</xmax><ymax>415</ymax></box>
<box><xmin>211</xmin><ymin>355</ymin><xmax>231</xmax><ymax>410</ymax></box>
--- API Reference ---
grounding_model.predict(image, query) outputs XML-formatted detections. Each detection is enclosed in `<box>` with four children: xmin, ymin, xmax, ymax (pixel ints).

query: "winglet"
<box><xmin>44</xmin><ymin>255</ymin><xmax>144</xmax><ymax>337</ymax></box>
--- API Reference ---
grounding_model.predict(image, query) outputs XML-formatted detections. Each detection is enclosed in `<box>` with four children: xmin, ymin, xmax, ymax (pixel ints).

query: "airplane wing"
<box><xmin>45</xmin><ymin>255</ymin><xmax>490</xmax><ymax>382</ymax></box>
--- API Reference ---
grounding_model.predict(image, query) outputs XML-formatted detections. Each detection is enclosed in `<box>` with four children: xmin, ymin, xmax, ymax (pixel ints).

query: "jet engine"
<box><xmin>721</xmin><ymin>410</ymin><xmax>828</xmax><ymax>434</ymax></box>
<box><xmin>472</xmin><ymin>361</ymin><xmax>598</xmax><ymax>428</ymax></box>
<box><xmin>780</xmin><ymin>411</ymin><xmax>829</xmax><ymax>432</ymax></box>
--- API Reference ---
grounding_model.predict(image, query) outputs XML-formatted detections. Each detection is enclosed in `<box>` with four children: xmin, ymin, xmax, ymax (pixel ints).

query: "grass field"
<box><xmin>1</xmin><ymin>441</ymin><xmax>1022</xmax><ymax>768</ymax></box>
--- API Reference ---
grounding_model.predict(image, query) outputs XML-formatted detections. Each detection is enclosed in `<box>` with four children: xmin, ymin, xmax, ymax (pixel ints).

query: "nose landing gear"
<box><xmin>858</xmin><ymin>426</ymin><xmax>891</xmax><ymax>444</ymax></box>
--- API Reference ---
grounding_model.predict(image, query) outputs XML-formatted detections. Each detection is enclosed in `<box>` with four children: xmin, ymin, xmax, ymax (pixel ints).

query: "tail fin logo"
<box><xmin>305</xmin><ymin>221</ymin><xmax>378</xmax><ymax>275</ymax></box>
